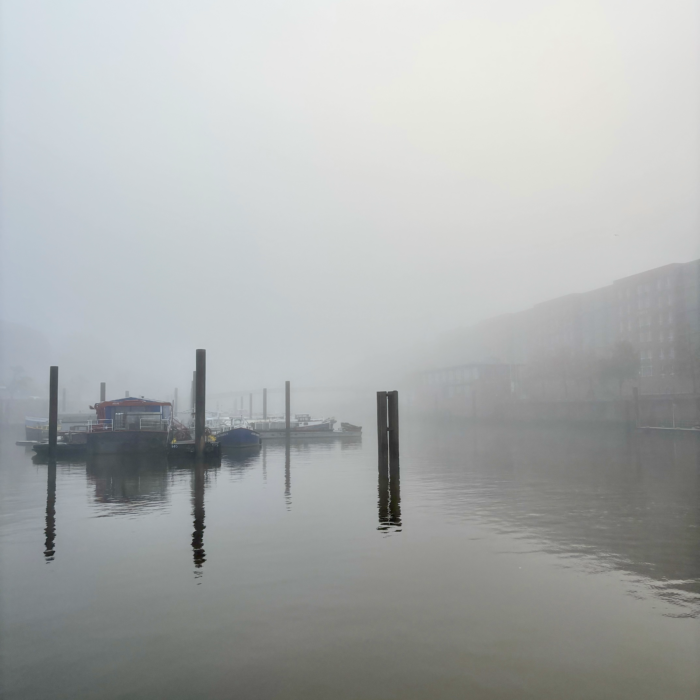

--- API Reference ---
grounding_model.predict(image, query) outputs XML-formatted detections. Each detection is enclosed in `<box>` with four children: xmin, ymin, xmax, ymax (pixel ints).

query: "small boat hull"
<box><xmin>215</xmin><ymin>427</ymin><xmax>261</xmax><ymax>447</ymax></box>
<box><xmin>259</xmin><ymin>429</ymin><xmax>361</xmax><ymax>440</ymax></box>
<box><xmin>168</xmin><ymin>440</ymin><xmax>222</xmax><ymax>462</ymax></box>
<box><xmin>86</xmin><ymin>430</ymin><xmax>169</xmax><ymax>455</ymax></box>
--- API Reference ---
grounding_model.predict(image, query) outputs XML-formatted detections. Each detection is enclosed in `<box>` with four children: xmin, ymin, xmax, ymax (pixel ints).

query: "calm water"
<box><xmin>1</xmin><ymin>421</ymin><xmax>699</xmax><ymax>699</ymax></box>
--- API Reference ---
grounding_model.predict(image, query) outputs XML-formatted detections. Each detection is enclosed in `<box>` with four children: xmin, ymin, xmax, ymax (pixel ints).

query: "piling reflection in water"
<box><xmin>86</xmin><ymin>454</ymin><xmax>169</xmax><ymax>515</ymax></box>
<box><xmin>378</xmin><ymin>454</ymin><xmax>401</xmax><ymax>532</ymax></box>
<box><xmin>284</xmin><ymin>439</ymin><xmax>291</xmax><ymax>509</ymax></box>
<box><xmin>44</xmin><ymin>461</ymin><xmax>57</xmax><ymax>561</ymax></box>
<box><xmin>192</xmin><ymin>464</ymin><xmax>206</xmax><ymax>570</ymax></box>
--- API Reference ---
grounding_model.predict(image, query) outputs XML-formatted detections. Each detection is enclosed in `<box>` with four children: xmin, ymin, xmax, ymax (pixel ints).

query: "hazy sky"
<box><xmin>1</xmin><ymin>0</ymin><xmax>699</xmax><ymax>399</ymax></box>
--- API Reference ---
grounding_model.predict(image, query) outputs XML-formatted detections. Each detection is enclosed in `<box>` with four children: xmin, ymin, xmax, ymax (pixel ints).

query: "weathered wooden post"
<box><xmin>195</xmin><ymin>349</ymin><xmax>206</xmax><ymax>458</ymax></box>
<box><xmin>377</xmin><ymin>391</ymin><xmax>388</xmax><ymax>470</ymax></box>
<box><xmin>377</xmin><ymin>390</ymin><xmax>401</xmax><ymax>529</ymax></box>
<box><xmin>387</xmin><ymin>390</ymin><xmax>400</xmax><ymax>470</ymax></box>
<box><xmin>633</xmin><ymin>386</ymin><xmax>640</xmax><ymax>428</ymax></box>
<box><xmin>249</xmin><ymin>393</ymin><xmax>253</xmax><ymax>419</ymax></box>
<box><xmin>48</xmin><ymin>366</ymin><xmax>58</xmax><ymax>461</ymax></box>
<box><xmin>285</xmin><ymin>381</ymin><xmax>291</xmax><ymax>435</ymax></box>
<box><xmin>263</xmin><ymin>388</ymin><xmax>267</xmax><ymax>420</ymax></box>
<box><xmin>100</xmin><ymin>382</ymin><xmax>106</xmax><ymax>402</ymax></box>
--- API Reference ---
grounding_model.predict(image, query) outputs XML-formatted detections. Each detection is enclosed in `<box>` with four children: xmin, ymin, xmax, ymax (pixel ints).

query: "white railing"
<box><xmin>87</xmin><ymin>419</ymin><xmax>113</xmax><ymax>432</ymax></box>
<box><xmin>85</xmin><ymin>417</ymin><xmax>169</xmax><ymax>432</ymax></box>
<box><xmin>139</xmin><ymin>417</ymin><xmax>168</xmax><ymax>431</ymax></box>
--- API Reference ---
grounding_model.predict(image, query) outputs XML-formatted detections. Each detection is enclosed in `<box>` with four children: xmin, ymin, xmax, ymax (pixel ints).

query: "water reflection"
<box><xmin>409</xmin><ymin>422</ymin><xmax>700</xmax><ymax>617</ymax></box>
<box><xmin>378</xmin><ymin>456</ymin><xmax>401</xmax><ymax>532</ymax></box>
<box><xmin>44</xmin><ymin>461</ymin><xmax>56</xmax><ymax>561</ymax></box>
<box><xmin>285</xmin><ymin>439</ymin><xmax>291</xmax><ymax>509</ymax></box>
<box><xmin>86</xmin><ymin>454</ymin><xmax>169</xmax><ymax>515</ymax></box>
<box><xmin>192</xmin><ymin>464</ymin><xmax>206</xmax><ymax>570</ymax></box>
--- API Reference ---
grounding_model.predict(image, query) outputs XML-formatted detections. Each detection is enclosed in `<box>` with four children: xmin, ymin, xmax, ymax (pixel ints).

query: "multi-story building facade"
<box><xmin>437</xmin><ymin>260</ymin><xmax>700</xmax><ymax>395</ymax></box>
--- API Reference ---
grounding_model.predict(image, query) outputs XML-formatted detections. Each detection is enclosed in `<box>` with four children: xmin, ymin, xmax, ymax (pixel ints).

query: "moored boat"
<box><xmin>248</xmin><ymin>414</ymin><xmax>361</xmax><ymax>439</ymax></box>
<box><xmin>85</xmin><ymin>397</ymin><xmax>172</xmax><ymax>454</ymax></box>
<box><xmin>212</xmin><ymin>417</ymin><xmax>261</xmax><ymax>448</ymax></box>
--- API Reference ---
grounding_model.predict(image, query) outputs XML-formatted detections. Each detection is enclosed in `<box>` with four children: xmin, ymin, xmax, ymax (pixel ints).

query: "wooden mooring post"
<box><xmin>48</xmin><ymin>366</ymin><xmax>59</xmax><ymax>461</ymax></box>
<box><xmin>285</xmin><ymin>381</ymin><xmax>291</xmax><ymax>435</ymax></box>
<box><xmin>263</xmin><ymin>388</ymin><xmax>267</xmax><ymax>420</ymax></box>
<box><xmin>191</xmin><ymin>371</ymin><xmax>196</xmax><ymax>418</ymax></box>
<box><xmin>195</xmin><ymin>349</ymin><xmax>206</xmax><ymax>458</ymax></box>
<box><xmin>387</xmin><ymin>390</ymin><xmax>400</xmax><ymax>470</ymax></box>
<box><xmin>100</xmin><ymin>382</ymin><xmax>106</xmax><ymax>402</ymax></box>
<box><xmin>377</xmin><ymin>390</ymin><xmax>401</xmax><ymax>530</ymax></box>
<box><xmin>377</xmin><ymin>390</ymin><xmax>399</xmax><ymax>467</ymax></box>
<box><xmin>377</xmin><ymin>391</ymin><xmax>389</xmax><ymax>470</ymax></box>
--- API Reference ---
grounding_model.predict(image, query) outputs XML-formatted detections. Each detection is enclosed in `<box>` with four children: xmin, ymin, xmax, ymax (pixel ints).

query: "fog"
<box><xmin>1</xmin><ymin>0</ymin><xmax>699</xmax><ymax>406</ymax></box>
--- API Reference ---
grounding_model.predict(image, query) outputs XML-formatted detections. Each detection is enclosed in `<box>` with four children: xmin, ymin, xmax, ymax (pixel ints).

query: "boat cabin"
<box><xmin>91</xmin><ymin>398</ymin><xmax>172</xmax><ymax>431</ymax></box>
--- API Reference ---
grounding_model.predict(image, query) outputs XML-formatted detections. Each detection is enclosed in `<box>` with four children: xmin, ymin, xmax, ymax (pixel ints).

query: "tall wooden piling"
<box><xmin>377</xmin><ymin>390</ymin><xmax>400</xmax><ymax>529</ymax></box>
<box><xmin>100</xmin><ymin>382</ymin><xmax>106</xmax><ymax>402</ymax></box>
<box><xmin>263</xmin><ymin>388</ymin><xmax>267</xmax><ymax>420</ymax></box>
<box><xmin>48</xmin><ymin>366</ymin><xmax>59</xmax><ymax>460</ymax></box>
<box><xmin>377</xmin><ymin>391</ymin><xmax>388</xmax><ymax>471</ymax></box>
<box><xmin>285</xmin><ymin>381</ymin><xmax>291</xmax><ymax>434</ymax></box>
<box><xmin>191</xmin><ymin>371</ymin><xmax>196</xmax><ymax>414</ymax></box>
<box><xmin>195</xmin><ymin>349</ymin><xmax>206</xmax><ymax>458</ymax></box>
<box><xmin>387</xmin><ymin>390</ymin><xmax>400</xmax><ymax>469</ymax></box>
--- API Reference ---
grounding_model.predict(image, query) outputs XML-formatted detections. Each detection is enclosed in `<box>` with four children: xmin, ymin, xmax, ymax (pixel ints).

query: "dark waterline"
<box><xmin>1</xmin><ymin>422</ymin><xmax>698</xmax><ymax>699</ymax></box>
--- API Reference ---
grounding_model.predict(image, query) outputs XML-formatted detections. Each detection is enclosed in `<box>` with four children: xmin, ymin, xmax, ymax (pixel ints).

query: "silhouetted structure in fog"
<box><xmin>436</xmin><ymin>260</ymin><xmax>700</xmax><ymax>396</ymax></box>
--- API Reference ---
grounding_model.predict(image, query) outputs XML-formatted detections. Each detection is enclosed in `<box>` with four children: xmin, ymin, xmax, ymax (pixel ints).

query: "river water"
<box><xmin>1</xmin><ymin>421</ymin><xmax>698</xmax><ymax>699</ymax></box>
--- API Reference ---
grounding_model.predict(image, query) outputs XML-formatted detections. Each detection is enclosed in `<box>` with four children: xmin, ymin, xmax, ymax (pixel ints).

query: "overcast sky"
<box><xmin>1</xmin><ymin>0</ymin><xmax>699</xmax><ymax>400</ymax></box>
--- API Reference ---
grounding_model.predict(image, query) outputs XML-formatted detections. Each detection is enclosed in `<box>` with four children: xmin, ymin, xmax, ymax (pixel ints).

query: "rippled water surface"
<box><xmin>1</xmin><ymin>422</ymin><xmax>699</xmax><ymax>699</ymax></box>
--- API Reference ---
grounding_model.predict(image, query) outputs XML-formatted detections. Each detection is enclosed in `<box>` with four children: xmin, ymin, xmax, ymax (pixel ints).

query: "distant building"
<box><xmin>413</xmin><ymin>363</ymin><xmax>517</xmax><ymax>417</ymax></box>
<box><xmin>436</xmin><ymin>260</ymin><xmax>700</xmax><ymax>395</ymax></box>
